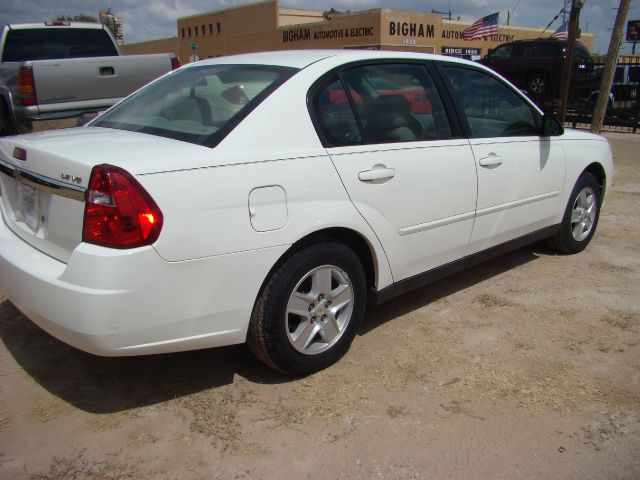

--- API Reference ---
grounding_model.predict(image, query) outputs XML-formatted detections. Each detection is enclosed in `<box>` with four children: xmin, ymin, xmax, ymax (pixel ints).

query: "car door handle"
<box><xmin>99</xmin><ymin>66</ymin><xmax>115</xmax><ymax>76</ymax></box>
<box><xmin>358</xmin><ymin>168</ymin><xmax>396</xmax><ymax>182</ymax></box>
<box><xmin>478</xmin><ymin>155</ymin><xmax>503</xmax><ymax>168</ymax></box>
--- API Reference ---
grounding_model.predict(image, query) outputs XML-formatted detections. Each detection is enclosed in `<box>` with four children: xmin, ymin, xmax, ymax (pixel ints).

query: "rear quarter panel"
<box><xmin>139</xmin><ymin>64</ymin><xmax>394</xmax><ymax>290</ymax></box>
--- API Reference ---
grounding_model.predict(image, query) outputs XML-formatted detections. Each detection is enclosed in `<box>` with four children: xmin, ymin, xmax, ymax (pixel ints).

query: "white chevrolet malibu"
<box><xmin>0</xmin><ymin>50</ymin><xmax>612</xmax><ymax>374</ymax></box>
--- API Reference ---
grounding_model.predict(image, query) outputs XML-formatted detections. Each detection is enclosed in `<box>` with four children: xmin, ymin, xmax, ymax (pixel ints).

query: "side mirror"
<box><xmin>542</xmin><ymin>114</ymin><xmax>563</xmax><ymax>136</ymax></box>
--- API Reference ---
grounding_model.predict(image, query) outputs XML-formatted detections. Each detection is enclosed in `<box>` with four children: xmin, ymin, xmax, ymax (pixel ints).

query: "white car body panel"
<box><xmin>0</xmin><ymin>49</ymin><xmax>613</xmax><ymax>358</ymax></box>
<box><xmin>328</xmin><ymin>139</ymin><xmax>477</xmax><ymax>281</ymax></box>
<box><xmin>466</xmin><ymin>136</ymin><xmax>566</xmax><ymax>254</ymax></box>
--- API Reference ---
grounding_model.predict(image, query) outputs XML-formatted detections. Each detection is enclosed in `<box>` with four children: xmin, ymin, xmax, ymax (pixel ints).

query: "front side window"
<box><xmin>444</xmin><ymin>66</ymin><xmax>540</xmax><ymax>138</ymax></box>
<box><xmin>93</xmin><ymin>64</ymin><xmax>297</xmax><ymax>146</ymax></box>
<box><xmin>311</xmin><ymin>63</ymin><xmax>452</xmax><ymax>146</ymax></box>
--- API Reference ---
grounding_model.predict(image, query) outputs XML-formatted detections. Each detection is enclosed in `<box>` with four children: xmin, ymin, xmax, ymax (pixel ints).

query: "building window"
<box><xmin>216</xmin><ymin>22</ymin><xmax>221</xmax><ymax>34</ymax></box>
<box><xmin>188</xmin><ymin>27</ymin><xmax>191</xmax><ymax>38</ymax></box>
<box><xmin>209</xmin><ymin>24</ymin><xmax>213</xmax><ymax>34</ymax></box>
<box><xmin>194</xmin><ymin>26</ymin><xmax>198</xmax><ymax>36</ymax></box>
<box><xmin>181</xmin><ymin>28</ymin><xmax>185</xmax><ymax>38</ymax></box>
<box><xmin>201</xmin><ymin>25</ymin><xmax>205</xmax><ymax>36</ymax></box>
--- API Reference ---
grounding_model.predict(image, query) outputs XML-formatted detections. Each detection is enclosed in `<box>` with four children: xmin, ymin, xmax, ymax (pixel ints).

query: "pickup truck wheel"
<box><xmin>15</xmin><ymin>119</ymin><xmax>33</xmax><ymax>134</ymax></box>
<box><xmin>547</xmin><ymin>172</ymin><xmax>601</xmax><ymax>254</ymax></box>
<box><xmin>0</xmin><ymin>100</ymin><xmax>15</xmax><ymax>136</ymax></box>
<box><xmin>247</xmin><ymin>242</ymin><xmax>367</xmax><ymax>375</ymax></box>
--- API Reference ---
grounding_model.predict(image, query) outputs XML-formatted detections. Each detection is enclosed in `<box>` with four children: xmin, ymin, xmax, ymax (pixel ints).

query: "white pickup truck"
<box><xmin>0</xmin><ymin>21</ymin><xmax>179</xmax><ymax>135</ymax></box>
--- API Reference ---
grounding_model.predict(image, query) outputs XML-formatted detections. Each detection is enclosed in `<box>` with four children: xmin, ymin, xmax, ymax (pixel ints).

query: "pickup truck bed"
<box><xmin>0</xmin><ymin>22</ymin><xmax>178</xmax><ymax>135</ymax></box>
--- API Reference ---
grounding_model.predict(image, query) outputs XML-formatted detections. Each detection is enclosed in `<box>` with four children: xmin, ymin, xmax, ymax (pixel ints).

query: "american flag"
<box><xmin>462</xmin><ymin>12</ymin><xmax>499</xmax><ymax>41</ymax></box>
<box><xmin>551</xmin><ymin>21</ymin><xmax>568</xmax><ymax>39</ymax></box>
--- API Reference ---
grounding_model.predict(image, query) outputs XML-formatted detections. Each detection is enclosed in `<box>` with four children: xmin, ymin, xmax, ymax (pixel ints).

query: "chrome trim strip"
<box><xmin>398</xmin><ymin>211</ymin><xmax>476</xmax><ymax>236</ymax></box>
<box><xmin>476</xmin><ymin>191</ymin><xmax>559</xmax><ymax>218</ymax></box>
<box><xmin>0</xmin><ymin>160</ymin><xmax>14</xmax><ymax>178</ymax></box>
<box><xmin>398</xmin><ymin>191</ymin><xmax>560</xmax><ymax>236</ymax></box>
<box><xmin>0</xmin><ymin>159</ymin><xmax>85</xmax><ymax>202</ymax></box>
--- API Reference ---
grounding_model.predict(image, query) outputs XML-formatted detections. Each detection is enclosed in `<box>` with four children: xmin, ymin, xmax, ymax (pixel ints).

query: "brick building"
<box><xmin>122</xmin><ymin>0</ymin><xmax>594</xmax><ymax>65</ymax></box>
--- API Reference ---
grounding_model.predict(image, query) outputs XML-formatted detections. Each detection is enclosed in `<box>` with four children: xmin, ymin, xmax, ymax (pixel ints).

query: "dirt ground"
<box><xmin>0</xmin><ymin>130</ymin><xmax>638</xmax><ymax>480</ymax></box>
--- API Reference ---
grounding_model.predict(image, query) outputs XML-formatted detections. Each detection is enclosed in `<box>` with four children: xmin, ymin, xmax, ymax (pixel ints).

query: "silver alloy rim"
<box><xmin>530</xmin><ymin>78</ymin><xmax>544</xmax><ymax>94</ymax></box>
<box><xmin>570</xmin><ymin>186</ymin><xmax>596</xmax><ymax>242</ymax></box>
<box><xmin>285</xmin><ymin>265</ymin><xmax>354</xmax><ymax>355</ymax></box>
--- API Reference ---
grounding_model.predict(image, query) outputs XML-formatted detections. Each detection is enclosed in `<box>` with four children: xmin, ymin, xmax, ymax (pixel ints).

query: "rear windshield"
<box><xmin>2</xmin><ymin>28</ymin><xmax>118</xmax><ymax>62</ymax></box>
<box><xmin>92</xmin><ymin>64</ymin><xmax>297</xmax><ymax>147</ymax></box>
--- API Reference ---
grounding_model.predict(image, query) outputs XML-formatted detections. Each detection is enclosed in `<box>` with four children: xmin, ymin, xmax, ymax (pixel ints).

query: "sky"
<box><xmin>0</xmin><ymin>0</ymin><xmax>637</xmax><ymax>55</ymax></box>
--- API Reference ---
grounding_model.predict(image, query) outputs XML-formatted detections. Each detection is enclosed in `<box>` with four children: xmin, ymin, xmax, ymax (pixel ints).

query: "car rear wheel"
<box><xmin>547</xmin><ymin>172</ymin><xmax>601</xmax><ymax>254</ymax></box>
<box><xmin>247</xmin><ymin>241</ymin><xmax>367</xmax><ymax>375</ymax></box>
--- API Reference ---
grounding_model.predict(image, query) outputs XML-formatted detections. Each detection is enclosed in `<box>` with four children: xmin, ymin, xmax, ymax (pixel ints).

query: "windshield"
<box><xmin>93</xmin><ymin>64</ymin><xmax>297</xmax><ymax>147</ymax></box>
<box><xmin>2</xmin><ymin>28</ymin><xmax>118</xmax><ymax>62</ymax></box>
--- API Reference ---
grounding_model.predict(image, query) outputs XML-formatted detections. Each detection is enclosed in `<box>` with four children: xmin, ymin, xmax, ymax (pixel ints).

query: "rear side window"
<box><xmin>311</xmin><ymin>63</ymin><xmax>452</xmax><ymax>146</ymax></box>
<box><xmin>2</xmin><ymin>28</ymin><xmax>118</xmax><ymax>62</ymax></box>
<box><xmin>93</xmin><ymin>64</ymin><xmax>297</xmax><ymax>147</ymax></box>
<box><xmin>312</xmin><ymin>77</ymin><xmax>362</xmax><ymax>145</ymax></box>
<box><xmin>444</xmin><ymin>66</ymin><xmax>540</xmax><ymax>138</ymax></box>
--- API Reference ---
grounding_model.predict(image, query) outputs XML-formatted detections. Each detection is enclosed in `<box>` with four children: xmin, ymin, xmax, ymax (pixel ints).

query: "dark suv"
<box><xmin>481</xmin><ymin>38</ymin><xmax>594</xmax><ymax>100</ymax></box>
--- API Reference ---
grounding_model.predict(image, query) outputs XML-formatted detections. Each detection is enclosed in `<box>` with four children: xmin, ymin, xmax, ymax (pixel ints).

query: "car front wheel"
<box><xmin>247</xmin><ymin>241</ymin><xmax>367</xmax><ymax>375</ymax></box>
<box><xmin>548</xmin><ymin>172</ymin><xmax>601</xmax><ymax>254</ymax></box>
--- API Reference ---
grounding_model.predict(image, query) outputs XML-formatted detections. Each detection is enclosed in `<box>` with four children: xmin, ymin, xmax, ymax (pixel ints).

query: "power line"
<box><xmin>540</xmin><ymin>6</ymin><xmax>567</xmax><ymax>37</ymax></box>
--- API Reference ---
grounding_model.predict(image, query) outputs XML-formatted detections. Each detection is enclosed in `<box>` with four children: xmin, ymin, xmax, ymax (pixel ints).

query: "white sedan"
<box><xmin>0</xmin><ymin>50</ymin><xmax>612</xmax><ymax>374</ymax></box>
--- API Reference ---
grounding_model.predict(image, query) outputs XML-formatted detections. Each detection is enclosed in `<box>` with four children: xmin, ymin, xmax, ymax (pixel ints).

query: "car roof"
<box><xmin>187</xmin><ymin>49</ymin><xmax>477</xmax><ymax>70</ymax></box>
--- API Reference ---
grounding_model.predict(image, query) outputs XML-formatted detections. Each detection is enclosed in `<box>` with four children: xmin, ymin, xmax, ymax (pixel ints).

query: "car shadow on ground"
<box><xmin>0</xmin><ymin>244</ymin><xmax>546</xmax><ymax>414</ymax></box>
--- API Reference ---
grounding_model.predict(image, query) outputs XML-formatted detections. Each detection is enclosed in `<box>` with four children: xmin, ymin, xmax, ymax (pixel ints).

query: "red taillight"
<box><xmin>18</xmin><ymin>66</ymin><xmax>37</xmax><ymax>106</ymax></box>
<box><xmin>170</xmin><ymin>57</ymin><xmax>180</xmax><ymax>70</ymax></box>
<box><xmin>82</xmin><ymin>164</ymin><xmax>163</xmax><ymax>249</ymax></box>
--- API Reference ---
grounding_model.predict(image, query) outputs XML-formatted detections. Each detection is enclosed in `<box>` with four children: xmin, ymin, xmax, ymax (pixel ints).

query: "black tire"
<box><xmin>0</xmin><ymin>100</ymin><xmax>31</xmax><ymax>136</ymax></box>
<box><xmin>547</xmin><ymin>172</ymin><xmax>601</xmax><ymax>254</ymax></box>
<box><xmin>0</xmin><ymin>100</ymin><xmax>14</xmax><ymax>136</ymax></box>
<box><xmin>247</xmin><ymin>242</ymin><xmax>367</xmax><ymax>375</ymax></box>
<box><xmin>528</xmin><ymin>74</ymin><xmax>547</xmax><ymax>97</ymax></box>
<box><xmin>15</xmin><ymin>119</ymin><xmax>33</xmax><ymax>134</ymax></box>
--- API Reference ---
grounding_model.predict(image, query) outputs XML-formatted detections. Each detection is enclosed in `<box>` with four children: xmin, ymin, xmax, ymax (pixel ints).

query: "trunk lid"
<box><xmin>0</xmin><ymin>126</ymin><xmax>214</xmax><ymax>262</ymax></box>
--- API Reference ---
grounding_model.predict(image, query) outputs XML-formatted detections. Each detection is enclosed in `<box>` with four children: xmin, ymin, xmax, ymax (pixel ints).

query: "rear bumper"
<box><xmin>0</xmin><ymin>214</ymin><xmax>287</xmax><ymax>356</ymax></box>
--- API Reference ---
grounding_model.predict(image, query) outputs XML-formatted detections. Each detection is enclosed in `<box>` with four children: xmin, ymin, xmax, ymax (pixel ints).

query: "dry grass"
<box><xmin>126</xmin><ymin>429</ymin><xmax>157</xmax><ymax>446</ymax></box>
<box><xmin>260</xmin><ymin>396</ymin><xmax>305</xmax><ymax>427</ymax></box>
<box><xmin>84</xmin><ymin>411</ymin><xmax>139</xmax><ymax>432</ymax></box>
<box><xmin>34</xmin><ymin>399</ymin><xmax>64</xmax><ymax>423</ymax></box>
<box><xmin>29</xmin><ymin>450</ymin><xmax>138</xmax><ymax>480</ymax></box>
<box><xmin>602</xmin><ymin>310</ymin><xmax>640</xmax><ymax>331</ymax></box>
<box><xmin>386</xmin><ymin>405</ymin><xmax>408</xmax><ymax>418</ymax></box>
<box><xmin>294</xmin><ymin>370</ymin><xmax>369</xmax><ymax>420</ymax></box>
<box><xmin>177</xmin><ymin>379</ymin><xmax>258</xmax><ymax>453</ymax></box>
<box><xmin>473</xmin><ymin>293</ymin><xmax>514</xmax><ymax>308</ymax></box>
<box><xmin>0</xmin><ymin>409</ymin><xmax>13</xmax><ymax>431</ymax></box>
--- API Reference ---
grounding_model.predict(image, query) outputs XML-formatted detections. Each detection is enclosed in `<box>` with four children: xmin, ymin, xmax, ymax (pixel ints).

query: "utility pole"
<box><xmin>591</xmin><ymin>0</ymin><xmax>631</xmax><ymax>133</ymax></box>
<box><xmin>557</xmin><ymin>0</ymin><xmax>584</xmax><ymax>124</ymax></box>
